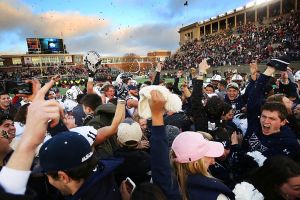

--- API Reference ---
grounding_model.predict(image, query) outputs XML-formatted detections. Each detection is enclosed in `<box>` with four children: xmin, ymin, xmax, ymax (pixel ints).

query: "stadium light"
<box><xmin>246</xmin><ymin>1</ymin><xmax>255</xmax><ymax>8</ymax></box>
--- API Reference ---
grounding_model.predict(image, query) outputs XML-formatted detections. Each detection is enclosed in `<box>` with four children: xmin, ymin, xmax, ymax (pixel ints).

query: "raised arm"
<box><xmin>172</xmin><ymin>70</ymin><xmax>183</xmax><ymax>96</ymax></box>
<box><xmin>0</xmin><ymin>77</ymin><xmax>62</xmax><ymax>195</ymax></box>
<box><xmin>152</xmin><ymin>62</ymin><xmax>162</xmax><ymax>85</ymax></box>
<box><xmin>93</xmin><ymin>100</ymin><xmax>126</xmax><ymax>145</ymax></box>
<box><xmin>149</xmin><ymin>90</ymin><xmax>180</xmax><ymax>200</ymax></box>
<box><xmin>246</xmin><ymin>66</ymin><xmax>275</xmax><ymax>134</ymax></box>
<box><xmin>191</xmin><ymin>59</ymin><xmax>210</xmax><ymax>132</ymax></box>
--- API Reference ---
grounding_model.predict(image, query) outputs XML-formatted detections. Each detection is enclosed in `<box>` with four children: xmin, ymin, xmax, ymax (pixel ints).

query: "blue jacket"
<box><xmin>243</xmin><ymin>125</ymin><xmax>300</xmax><ymax>159</ymax></box>
<box><xmin>245</xmin><ymin>73</ymin><xmax>300</xmax><ymax>159</ymax></box>
<box><xmin>187</xmin><ymin>174</ymin><xmax>235</xmax><ymax>200</ymax></box>
<box><xmin>224</xmin><ymin>94</ymin><xmax>246</xmax><ymax>115</ymax></box>
<box><xmin>65</xmin><ymin>158</ymin><xmax>122</xmax><ymax>200</ymax></box>
<box><xmin>150</xmin><ymin>126</ymin><xmax>234</xmax><ymax>200</ymax></box>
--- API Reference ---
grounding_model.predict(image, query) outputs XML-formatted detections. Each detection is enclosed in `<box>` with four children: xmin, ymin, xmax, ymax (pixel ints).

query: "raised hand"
<box><xmin>199</xmin><ymin>58</ymin><xmax>210</xmax><ymax>73</ymax></box>
<box><xmin>22</xmin><ymin>78</ymin><xmax>63</xmax><ymax>149</ymax></box>
<box><xmin>249</xmin><ymin>61</ymin><xmax>258</xmax><ymax>75</ymax></box>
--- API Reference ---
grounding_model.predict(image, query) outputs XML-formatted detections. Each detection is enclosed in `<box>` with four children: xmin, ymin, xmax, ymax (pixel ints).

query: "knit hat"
<box><xmin>117</xmin><ymin>118</ymin><xmax>143</xmax><ymax>146</ymax></box>
<box><xmin>138</xmin><ymin>85</ymin><xmax>182</xmax><ymax>119</ymax></box>
<box><xmin>171</xmin><ymin>131</ymin><xmax>224</xmax><ymax>163</ymax></box>
<box><xmin>266</xmin><ymin>55</ymin><xmax>290</xmax><ymax>71</ymax></box>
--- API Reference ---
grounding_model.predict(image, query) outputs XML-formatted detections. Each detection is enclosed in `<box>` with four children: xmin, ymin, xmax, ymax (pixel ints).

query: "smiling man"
<box><xmin>0</xmin><ymin>93</ymin><xmax>17</xmax><ymax>119</ymax></box>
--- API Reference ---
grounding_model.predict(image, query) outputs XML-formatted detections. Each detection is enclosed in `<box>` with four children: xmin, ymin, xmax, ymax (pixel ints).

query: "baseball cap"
<box><xmin>128</xmin><ymin>85</ymin><xmax>137</xmax><ymax>90</ymax></box>
<box><xmin>117</xmin><ymin>118</ymin><xmax>143</xmax><ymax>146</ymax></box>
<box><xmin>266</xmin><ymin>55</ymin><xmax>290</xmax><ymax>71</ymax></box>
<box><xmin>171</xmin><ymin>131</ymin><xmax>224</xmax><ymax>163</ymax></box>
<box><xmin>39</xmin><ymin>132</ymin><xmax>93</xmax><ymax>172</ymax></box>
<box><xmin>226</xmin><ymin>82</ymin><xmax>239</xmax><ymax>90</ymax></box>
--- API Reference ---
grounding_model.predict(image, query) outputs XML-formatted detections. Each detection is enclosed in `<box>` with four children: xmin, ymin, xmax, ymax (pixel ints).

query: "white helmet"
<box><xmin>65</xmin><ymin>88</ymin><xmax>78</xmax><ymax>100</ymax></box>
<box><xmin>211</xmin><ymin>74</ymin><xmax>222</xmax><ymax>81</ymax></box>
<box><xmin>71</xmin><ymin>86</ymin><xmax>83</xmax><ymax>95</ymax></box>
<box><xmin>84</xmin><ymin>51</ymin><xmax>101</xmax><ymax>73</ymax></box>
<box><xmin>294</xmin><ymin>70</ymin><xmax>300</xmax><ymax>81</ymax></box>
<box><xmin>130</xmin><ymin>79</ymin><xmax>138</xmax><ymax>86</ymax></box>
<box><xmin>231</xmin><ymin>74</ymin><xmax>243</xmax><ymax>81</ymax></box>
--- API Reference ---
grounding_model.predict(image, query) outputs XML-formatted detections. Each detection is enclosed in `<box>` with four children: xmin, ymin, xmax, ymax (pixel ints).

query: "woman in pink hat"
<box><xmin>148</xmin><ymin>87</ymin><xmax>234</xmax><ymax>200</ymax></box>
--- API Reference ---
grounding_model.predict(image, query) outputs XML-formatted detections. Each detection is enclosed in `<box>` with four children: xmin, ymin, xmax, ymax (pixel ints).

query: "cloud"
<box><xmin>66</xmin><ymin>23</ymin><xmax>179</xmax><ymax>56</ymax></box>
<box><xmin>0</xmin><ymin>0</ymin><xmax>108</xmax><ymax>38</ymax></box>
<box><xmin>0</xmin><ymin>0</ymin><xmax>182</xmax><ymax>56</ymax></box>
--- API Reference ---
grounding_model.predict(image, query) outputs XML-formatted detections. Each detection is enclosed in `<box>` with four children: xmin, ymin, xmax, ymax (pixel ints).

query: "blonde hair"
<box><xmin>170</xmin><ymin>150</ymin><xmax>211</xmax><ymax>200</ymax></box>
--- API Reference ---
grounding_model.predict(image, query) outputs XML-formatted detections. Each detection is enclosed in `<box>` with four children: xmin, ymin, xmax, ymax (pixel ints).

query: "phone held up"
<box><xmin>125</xmin><ymin>177</ymin><xmax>136</xmax><ymax>194</ymax></box>
<box><xmin>4</xmin><ymin>81</ymin><xmax>33</xmax><ymax>95</ymax></box>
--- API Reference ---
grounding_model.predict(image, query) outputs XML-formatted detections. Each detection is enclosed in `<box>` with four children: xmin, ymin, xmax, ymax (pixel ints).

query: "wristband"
<box><xmin>88</xmin><ymin>77</ymin><xmax>94</xmax><ymax>82</ymax></box>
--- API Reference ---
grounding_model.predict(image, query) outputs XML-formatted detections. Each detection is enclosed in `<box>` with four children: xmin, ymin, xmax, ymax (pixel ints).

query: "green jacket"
<box><xmin>85</xmin><ymin>103</ymin><xmax>119</xmax><ymax>159</ymax></box>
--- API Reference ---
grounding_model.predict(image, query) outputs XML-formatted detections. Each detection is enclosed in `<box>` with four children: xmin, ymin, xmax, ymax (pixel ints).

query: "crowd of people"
<box><xmin>1</xmin><ymin>65</ymin><xmax>121</xmax><ymax>85</ymax></box>
<box><xmin>0</xmin><ymin>53</ymin><xmax>300</xmax><ymax>199</ymax></box>
<box><xmin>164</xmin><ymin>11</ymin><xmax>300</xmax><ymax>69</ymax></box>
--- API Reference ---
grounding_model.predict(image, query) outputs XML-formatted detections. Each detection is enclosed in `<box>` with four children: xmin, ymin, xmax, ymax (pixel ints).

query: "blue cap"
<box><xmin>39</xmin><ymin>132</ymin><xmax>93</xmax><ymax>172</ymax></box>
<box><xmin>127</xmin><ymin>85</ymin><xmax>137</xmax><ymax>90</ymax></box>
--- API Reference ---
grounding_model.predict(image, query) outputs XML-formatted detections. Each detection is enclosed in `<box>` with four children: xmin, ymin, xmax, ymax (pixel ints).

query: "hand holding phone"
<box><xmin>125</xmin><ymin>177</ymin><xmax>136</xmax><ymax>194</ymax></box>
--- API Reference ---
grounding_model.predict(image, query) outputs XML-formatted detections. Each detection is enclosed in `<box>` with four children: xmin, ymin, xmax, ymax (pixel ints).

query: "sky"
<box><xmin>0</xmin><ymin>0</ymin><xmax>252</xmax><ymax>56</ymax></box>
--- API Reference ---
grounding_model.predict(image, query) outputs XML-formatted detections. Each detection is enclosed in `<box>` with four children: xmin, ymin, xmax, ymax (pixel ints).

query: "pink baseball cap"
<box><xmin>171</xmin><ymin>131</ymin><xmax>224</xmax><ymax>163</ymax></box>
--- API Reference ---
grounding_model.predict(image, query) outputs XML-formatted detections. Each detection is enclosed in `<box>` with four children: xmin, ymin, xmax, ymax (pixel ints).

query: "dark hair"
<box><xmin>0</xmin><ymin>114</ymin><xmax>13</xmax><ymax>125</ymax></box>
<box><xmin>46</xmin><ymin>154</ymin><xmax>99</xmax><ymax>181</ymax></box>
<box><xmin>261</xmin><ymin>101</ymin><xmax>288</xmax><ymax>120</ymax></box>
<box><xmin>130</xmin><ymin>182</ymin><xmax>167</xmax><ymax>200</ymax></box>
<box><xmin>143</xmin><ymin>81</ymin><xmax>151</xmax><ymax>85</ymax></box>
<box><xmin>205</xmin><ymin>96</ymin><xmax>224</xmax><ymax>120</ymax></box>
<box><xmin>205</xmin><ymin>84</ymin><xmax>215</xmax><ymax>91</ymax></box>
<box><xmin>76</xmin><ymin>93</ymin><xmax>85</xmax><ymax>103</ymax></box>
<box><xmin>165</xmin><ymin>82</ymin><xmax>173</xmax><ymax>91</ymax></box>
<box><xmin>219</xmin><ymin>80</ymin><xmax>227</xmax><ymax>87</ymax></box>
<box><xmin>14</xmin><ymin>103</ymin><xmax>30</xmax><ymax>124</ymax></box>
<box><xmin>80</xmin><ymin>94</ymin><xmax>102</xmax><ymax>111</ymax></box>
<box><xmin>247</xmin><ymin>155</ymin><xmax>300</xmax><ymax>200</ymax></box>
<box><xmin>223</xmin><ymin>103</ymin><xmax>233</xmax><ymax>115</ymax></box>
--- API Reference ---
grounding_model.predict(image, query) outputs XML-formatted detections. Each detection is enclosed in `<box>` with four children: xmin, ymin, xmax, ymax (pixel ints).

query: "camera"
<box><xmin>5</xmin><ymin>81</ymin><xmax>32</xmax><ymax>95</ymax></box>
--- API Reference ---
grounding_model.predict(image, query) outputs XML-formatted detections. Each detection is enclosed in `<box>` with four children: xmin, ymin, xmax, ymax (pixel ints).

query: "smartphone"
<box><xmin>5</xmin><ymin>81</ymin><xmax>32</xmax><ymax>95</ymax></box>
<box><xmin>125</xmin><ymin>177</ymin><xmax>136</xmax><ymax>194</ymax></box>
